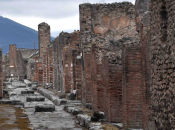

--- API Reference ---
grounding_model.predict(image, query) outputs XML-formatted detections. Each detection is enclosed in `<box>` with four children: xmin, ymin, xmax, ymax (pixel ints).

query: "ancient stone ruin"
<box><xmin>1</xmin><ymin>0</ymin><xmax>175</xmax><ymax>129</ymax></box>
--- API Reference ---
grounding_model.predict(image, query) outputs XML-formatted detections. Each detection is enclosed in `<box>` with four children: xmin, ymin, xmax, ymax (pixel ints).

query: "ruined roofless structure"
<box><xmin>3</xmin><ymin>0</ymin><xmax>175</xmax><ymax>129</ymax></box>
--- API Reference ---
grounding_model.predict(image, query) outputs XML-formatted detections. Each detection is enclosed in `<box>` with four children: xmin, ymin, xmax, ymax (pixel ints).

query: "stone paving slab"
<box><xmin>7</xmin><ymin>81</ymin><xmax>83</xmax><ymax>130</ymax></box>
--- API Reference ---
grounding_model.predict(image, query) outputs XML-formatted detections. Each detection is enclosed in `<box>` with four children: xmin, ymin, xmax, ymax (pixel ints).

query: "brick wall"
<box><xmin>103</xmin><ymin>57</ymin><xmax>122</xmax><ymax>122</ymax></box>
<box><xmin>61</xmin><ymin>31</ymin><xmax>82</xmax><ymax>95</ymax></box>
<box><xmin>122</xmin><ymin>45</ymin><xmax>143</xmax><ymax>129</ymax></box>
<box><xmin>91</xmin><ymin>43</ymin><xmax>123</xmax><ymax>122</ymax></box>
<box><xmin>79</xmin><ymin>2</ymin><xmax>139</xmax><ymax>105</ymax></box>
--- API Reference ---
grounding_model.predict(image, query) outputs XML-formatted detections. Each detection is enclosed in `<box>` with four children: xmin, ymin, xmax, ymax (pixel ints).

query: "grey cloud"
<box><xmin>0</xmin><ymin>0</ymin><xmax>81</xmax><ymax>19</ymax></box>
<box><xmin>0</xmin><ymin>0</ymin><xmax>135</xmax><ymax>19</ymax></box>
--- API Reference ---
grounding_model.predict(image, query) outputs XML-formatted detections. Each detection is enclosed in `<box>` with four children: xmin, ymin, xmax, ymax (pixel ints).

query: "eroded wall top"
<box><xmin>80</xmin><ymin>2</ymin><xmax>139</xmax><ymax>64</ymax></box>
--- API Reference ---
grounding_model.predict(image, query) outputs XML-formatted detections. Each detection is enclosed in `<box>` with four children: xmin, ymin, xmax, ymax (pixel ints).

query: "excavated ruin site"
<box><xmin>0</xmin><ymin>0</ymin><xmax>174</xmax><ymax>129</ymax></box>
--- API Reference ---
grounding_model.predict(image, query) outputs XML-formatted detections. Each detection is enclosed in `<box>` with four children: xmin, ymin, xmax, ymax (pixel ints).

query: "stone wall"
<box><xmin>79</xmin><ymin>2</ymin><xmax>140</xmax><ymax>123</ymax></box>
<box><xmin>80</xmin><ymin>1</ymin><xmax>139</xmax><ymax>105</ymax></box>
<box><xmin>56</xmin><ymin>31</ymin><xmax>82</xmax><ymax>95</ymax></box>
<box><xmin>3</xmin><ymin>54</ymin><xmax>9</xmax><ymax>78</ymax></box>
<box><xmin>150</xmin><ymin>0</ymin><xmax>175</xmax><ymax>129</ymax></box>
<box><xmin>25</xmin><ymin>50</ymin><xmax>39</xmax><ymax>80</ymax></box>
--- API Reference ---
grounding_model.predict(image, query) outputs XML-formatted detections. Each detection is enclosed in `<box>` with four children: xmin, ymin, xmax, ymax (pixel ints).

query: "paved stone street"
<box><xmin>2</xmin><ymin>80</ymin><xmax>83</xmax><ymax>130</ymax></box>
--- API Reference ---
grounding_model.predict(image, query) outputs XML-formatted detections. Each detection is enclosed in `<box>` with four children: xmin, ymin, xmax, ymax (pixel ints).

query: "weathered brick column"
<box><xmin>80</xmin><ymin>4</ymin><xmax>93</xmax><ymax>104</ymax></box>
<box><xmin>122</xmin><ymin>45</ymin><xmax>143</xmax><ymax>129</ymax></box>
<box><xmin>42</xmin><ymin>53</ymin><xmax>47</xmax><ymax>84</ymax></box>
<box><xmin>38</xmin><ymin>22</ymin><xmax>51</xmax><ymax>58</ymax></box>
<box><xmin>52</xmin><ymin>37</ymin><xmax>59</xmax><ymax>90</ymax></box>
<box><xmin>69</xmin><ymin>31</ymin><xmax>82</xmax><ymax>99</ymax></box>
<box><xmin>9</xmin><ymin>44</ymin><xmax>17</xmax><ymax>77</ymax></box>
<box><xmin>102</xmin><ymin>56</ymin><xmax>122</xmax><ymax>122</ymax></box>
<box><xmin>58</xmin><ymin>32</ymin><xmax>70</xmax><ymax>93</ymax></box>
<box><xmin>34</xmin><ymin>56</ymin><xmax>43</xmax><ymax>84</ymax></box>
<box><xmin>62</xmin><ymin>46</ymin><xmax>73</xmax><ymax>93</ymax></box>
<box><xmin>48</xmin><ymin>46</ymin><xmax>54</xmax><ymax>87</ymax></box>
<box><xmin>61</xmin><ymin>31</ymin><xmax>82</xmax><ymax>94</ymax></box>
<box><xmin>136</xmin><ymin>0</ymin><xmax>151</xmax><ymax>129</ymax></box>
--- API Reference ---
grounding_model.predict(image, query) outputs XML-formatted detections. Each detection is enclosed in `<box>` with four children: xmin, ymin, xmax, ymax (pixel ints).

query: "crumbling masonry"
<box><xmin>5</xmin><ymin>0</ymin><xmax>175</xmax><ymax>129</ymax></box>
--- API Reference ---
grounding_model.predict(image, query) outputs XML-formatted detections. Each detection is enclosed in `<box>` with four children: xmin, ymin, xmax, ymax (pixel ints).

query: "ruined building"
<box><xmin>79</xmin><ymin>2</ymin><xmax>141</xmax><ymax>125</ymax></box>
<box><xmin>33</xmin><ymin>1</ymin><xmax>152</xmax><ymax>129</ymax></box>
<box><xmin>52</xmin><ymin>31</ymin><xmax>82</xmax><ymax>96</ymax></box>
<box><xmin>4</xmin><ymin>0</ymin><xmax>175</xmax><ymax>129</ymax></box>
<box><xmin>7</xmin><ymin>44</ymin><xmax>39</xmax><ymax>80</ymax></box>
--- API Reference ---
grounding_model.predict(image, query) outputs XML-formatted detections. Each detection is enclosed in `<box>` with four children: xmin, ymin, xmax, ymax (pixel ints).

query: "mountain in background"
<box><xmin>0</xmin><ymin>16</ymin><xmax>55</xmax><ymax>54</ymax></box>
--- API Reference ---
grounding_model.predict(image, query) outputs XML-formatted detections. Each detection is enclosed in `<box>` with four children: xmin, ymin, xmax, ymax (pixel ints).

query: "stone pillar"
<box><xmin>122</xmin><ymin>45</ymin><xmax>144</xmax><ymax>129</ymax></box>
<box><xmin>9</xmin><ymin>44</ymin><xmax>17</xmax><ymax>77</ymax></box>
<box><xmin>136</xmin><ymin>0</ymin><xmax>151</xmax><ymax>129</ymax></box>
<box><xmin>79</xmin><ymin>4</ymin><xmax>93</xmax><ymax>105</ymax></box>
<box><xmin>38</xmin><ymin>22</ymin><xmax>51</xmax><ymax>59</ymax></box>
<box><xmin>52</xmin><ymin>37</ymin><xmax>59</xmax><ymax>90</ymax></box>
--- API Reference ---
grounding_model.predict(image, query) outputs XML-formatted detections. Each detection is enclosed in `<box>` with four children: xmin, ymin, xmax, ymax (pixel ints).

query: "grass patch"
<box><xmin>103</xmin><ymin>124</ymin><xmax>119</xmax><ymax>130</ymax></box>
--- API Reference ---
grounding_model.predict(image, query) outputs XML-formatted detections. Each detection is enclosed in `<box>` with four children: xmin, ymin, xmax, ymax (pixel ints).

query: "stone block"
<box><xmin>17</xmin><ymin>85</ymin><xmax>26</xmax><ymax>88</ymax></box>
<box><xmin>21</xmin><ymin>90</ymin><xmax>34</xmax><ymax>94</ymax></box>
<box><xmin>67</xmin><ymin>93</ymin><xmax>75</xmax><ymax>100</ymax></box>
<box><xmin>26</xmin><ymin>96</ymin><xmax>45</xmax><ymax>102</ymax></box>
<box><xmin>53</xmin><ymin>99</ymin><xmax>67</xmax><ymax>106</ymax></box>
<box><xmin>35</xmin><ymin>104</ymin><xmax>55</xmax><ymax>112</ymax></box>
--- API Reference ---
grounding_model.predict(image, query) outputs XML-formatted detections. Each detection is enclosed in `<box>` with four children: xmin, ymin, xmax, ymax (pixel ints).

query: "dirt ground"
<box><xmin>0</xmin><ymin>104</ymin><xmax>32</xmax><ymax>130</ymax></box>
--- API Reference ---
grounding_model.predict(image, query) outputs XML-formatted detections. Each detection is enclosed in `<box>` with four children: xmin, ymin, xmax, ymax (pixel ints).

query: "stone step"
<box><xmin>0</xmin><ymin>99</ymin><xmax>20</xmax><ymax>104</ymax></box>
<box><xmin>21</xmin><ymin>90</ymin><xmax>34</xmax><ymax>94</ymax></box>
<box><xmin>0</xmin><ymin>100</ymin><xmax>24</xmax><ymax>107</ymax></box>
<box><xmin>35</xmin><ymin>104</ymin><xmax>55</xmax><ymax>112</ymax></box>
<box><xmin>26</xmin><ymin>96</ymin><xmax>45</xmax><ymax>102</ymax></box>
<box><xmin>17</xmin><ymin>85</ymin><xmax>27</xmax><ymax>88</ymax></box>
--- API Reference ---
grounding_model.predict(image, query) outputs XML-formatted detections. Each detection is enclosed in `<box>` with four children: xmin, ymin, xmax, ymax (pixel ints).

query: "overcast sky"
<box><xmin>0</xmin><ymin>0</ymin><xmax>135</xmax><ymax>37</ymax></box>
